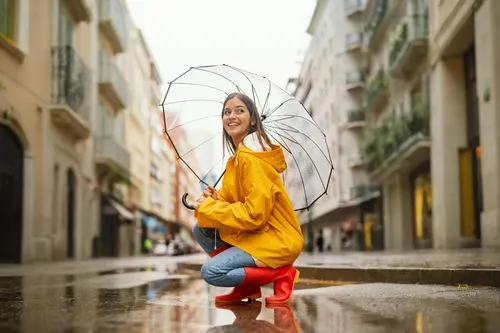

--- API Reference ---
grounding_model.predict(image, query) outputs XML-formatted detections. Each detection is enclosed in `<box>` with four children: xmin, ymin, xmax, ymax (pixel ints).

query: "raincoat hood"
<box><xmin>239</xmin><ymin>133</ymin><xmax>287</xmax><ymax>174</ymax></box>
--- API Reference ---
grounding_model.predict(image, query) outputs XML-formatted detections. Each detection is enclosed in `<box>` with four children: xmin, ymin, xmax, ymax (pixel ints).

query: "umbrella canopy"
<box><xmin>161</xmin><ymin>64</ymin><xmax>333</xmax><ymax>211</ymax></box>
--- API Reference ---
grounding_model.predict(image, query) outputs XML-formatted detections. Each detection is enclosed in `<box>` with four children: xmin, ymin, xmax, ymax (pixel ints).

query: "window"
<box><xmin>58</xmin><ymin>4</ymin><xmax>74</xmax><ymax>47</ymax></box>
<box><xmin>150</xmin><ymin>186</ymin><xmax>162</xmax><ymax>206</ymax></box>
<box><xmin>150</xmin><ymin>137</ymin><xmax>161</xmax><ymax>156</ymax></box>
<box><xmin>0</xmin><ymin>0</ymin><xmax>16</xmax><ymax>40</ymax></box>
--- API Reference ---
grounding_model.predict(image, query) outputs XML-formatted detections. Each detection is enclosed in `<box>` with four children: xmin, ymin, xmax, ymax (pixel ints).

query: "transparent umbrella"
<box><xmin>161</xmin><ymin>64</ymin><xmax>333</xmax><ymax>211</ymax></box>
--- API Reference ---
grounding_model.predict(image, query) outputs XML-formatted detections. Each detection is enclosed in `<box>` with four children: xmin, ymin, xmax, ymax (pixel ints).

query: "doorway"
<box><xmin>0</xmin><ymin>124</ymin><xmax>24</xmax><ymax>263</ymax></box>
<box><xmin>66</xmin><ymin>169</ymin><xmax>76</xmax><ymax>258</ymax></box>
<box><xmin>463</xmin><ymin>46</ymin><xmax>482</xmax><ymax>240</ymax></box>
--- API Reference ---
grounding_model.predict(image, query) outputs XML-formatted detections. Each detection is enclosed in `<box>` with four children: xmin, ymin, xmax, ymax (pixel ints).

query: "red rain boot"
<box><xmin>215</xmin><ymin>283</ymin><xmax>262</xmax><ymax>304</ymax></box>
<box><xmin>209</xmin><ymin>244</ymin><xmax>231</xmax><ymax>257</ymax></box>
<box><xmin>265</xmin><ymin>266</ymin><xmax>299</xmax><ymax>304</ymax></box>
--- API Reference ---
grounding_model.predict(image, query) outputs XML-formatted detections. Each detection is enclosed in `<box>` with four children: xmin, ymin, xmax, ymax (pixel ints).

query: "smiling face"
<box><xmin>222</xmin><ymin>96</ymin><xmax>252</xmax><ymax>147</ymax></box>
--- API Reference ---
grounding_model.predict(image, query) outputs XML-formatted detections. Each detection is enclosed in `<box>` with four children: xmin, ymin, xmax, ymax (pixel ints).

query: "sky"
<box><xmin>125</xmin><ymin>0</ymin><xmax>316</xmax><ymax>90</ymax></box>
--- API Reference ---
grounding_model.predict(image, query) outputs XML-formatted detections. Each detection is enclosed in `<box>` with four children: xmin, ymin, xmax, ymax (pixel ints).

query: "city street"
<box><xmin>0</xmin><ymin>255</ymin><xmax>499</xmax><ymax>332</ymax></box>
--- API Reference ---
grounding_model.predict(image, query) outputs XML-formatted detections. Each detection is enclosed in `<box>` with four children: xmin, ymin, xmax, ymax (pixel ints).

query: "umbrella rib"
<box><xmin>265</xmin><ymin>128</ymin><xmax>293</xmax><ymax>154</ymax></box>
<box><xmin>168</xmin><ymin>82</ymin><xmax>230</xmax><ymax>96</ymax></box>
<box><xmin>163</xmin><ymin>98</ymin><xmax>223</xmax><ymax>106</ymax></box>
<box><xmin>167</xmin><ymin>114</ymin><xmax>221</xmax><ymax>131</ymax></box>
<box><xmin>263</xmin><ymin>98</ymin><xmax>294</xmax><ymax>118</ymax></box>
<box><xmin>226</xmin><ymin>65</ymin><xmax>264</xmax><ymax>112</ymax></box>
<box><xmin>265</xmin><ymin>110</ymin><xmax>323</xmax><ymax>133</ymax></box>
<box><xmin>264</xmin><ymin>121</ymin><xmax>331</xmax><ymax>164</ymax></box>
<box><xmin>265</xmin><ymin>127</ymin><xmax>309</xmax><ymax>207</ymax></box>
<box><xmin>261</xmin><ymin>78</ymin><xmax>272</xmax><ymax>118</ymax></box>
<box><xmin>162</xmin><ymin>131</ymin><xmax>204</xmax><ymax>184</ymax></box>
<box><xmin>265</xmin><ymin>125</ymin><xmax>328</xmax><ymax>193</ymax></box>
<box><xmin>265</xmin><ymin>124</ymin><xmax>301</xmax><ymax>145</ymax></box>
<box><xmin>194</xmin><ymin>67</ymin><xmax>243</xmax><ymax>94</ymax></box>
<box><xmin>161</xmin><ymin>67</ymin><xmax>192</xmax><ymax>105</ymax></box>
<box><xmin>178</xmin><ymin>131</ymin><xmax>222</xmax><ymax>158</ymax></box>
<box><xmin>200</xmin><ymin>154</ymin><xmax>226</xmax><ymax>187</ymax></box>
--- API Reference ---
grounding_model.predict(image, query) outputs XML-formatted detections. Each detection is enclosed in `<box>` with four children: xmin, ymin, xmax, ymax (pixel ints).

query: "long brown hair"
<box><xmin>222</xmin><ymin>92</ymin><xmax>272</xmax><ymax>155</ymax></box>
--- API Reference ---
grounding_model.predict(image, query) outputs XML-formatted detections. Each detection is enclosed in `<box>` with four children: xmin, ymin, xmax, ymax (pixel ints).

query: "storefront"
<box><xmin>411</xmin><ymin>163</ymin><xmax>432</xmax><ymax>248</ymax></box>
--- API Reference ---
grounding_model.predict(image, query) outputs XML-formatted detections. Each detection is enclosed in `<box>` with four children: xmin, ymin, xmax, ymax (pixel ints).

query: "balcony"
<box><xmin>49</xmin><ymin>46</ymin><xmax>91</xmax><ymax>141</ymax></box>
<box><xmin>98</xmin><ymin>51</ymin><xmax>128</xmax><ymax>111</ymax></box>
<box><xmin>389</xmin><ymin>14</ymin><xmax>429</xmax><ymax>78</ymax></box>
<box><xmin>95</xmin><ymin>136</ymin><xmax>131</xmax><ymax>183</ymax></box>
<box><xmin>360</xmin><ymin>103</ymin><xmax>430</xmax><ymax>184</ymax></box>
<box><xmin>346</xmin><ymin>108</ymin><xmax>366</xmax><ymax>129</ymax></box>
<box><xmin>364</xmin><ymin>0</ymin><xmax>388</xmax><ymax>49</ymax></box>
<box><xmin>346</xmin><ymin>71</ymin><xmax>365</xmax><ymax>91</ymax></box>
<box><xmin>346</xmin><ymin>32</ymin><xmax>363</xmax><ymax>52</ymax></box>
<box><xmin>365</xmin><ymin>70</ymin><xmax>388</xmax><ymax>115</ymax></box>
<box><xmin>94</xmin><ymin>103</ymin><xmax>130</xmax><ymax>183</ymax></box>
<box><xmin>348</xmin><ymin>157</ymin><xmax>364</xmax><ymax>169</ymax></box>
<box><xmin>345</xmin><ymin>0</ymin><xmax>366</xmax><ymax>17</ymax></box>
<box><xmin>62</xmin><ymin>0</ymin><xmax>91</xmax><ymax>23</ymax></box>
<box><xmin>350</xmin><ymin>185</ymin><xmax>378</xmax><ymax>200</ymax></box>
<box><xmin>98</xmin><ymin>0</ymin><xmax>128</xmax><ymax>54</ymax></box>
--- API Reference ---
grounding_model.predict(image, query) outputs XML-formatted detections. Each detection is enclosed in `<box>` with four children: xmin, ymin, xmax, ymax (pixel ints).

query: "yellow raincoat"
<box><xmin>195</xmin><ymin>136</ymin><xmax>304</xmax><ymax>268</ymax></box>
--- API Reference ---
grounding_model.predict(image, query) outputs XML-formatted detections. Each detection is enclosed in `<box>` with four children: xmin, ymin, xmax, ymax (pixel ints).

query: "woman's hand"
<box><xmin>193</xmin><ymin>195</ymin><xmax>206</xmax><ymax>210</ymax></box>
<box><xmin>202</xmin><ymin>186</ymin><xmax>217</xmax><ymax>200</ymax></box>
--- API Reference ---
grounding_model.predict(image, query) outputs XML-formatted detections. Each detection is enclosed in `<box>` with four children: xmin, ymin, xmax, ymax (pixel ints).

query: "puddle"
<box><xmin>0</xmin><ymin>267</ymin><xmax>499</xmax><ymax>332</ymax></box>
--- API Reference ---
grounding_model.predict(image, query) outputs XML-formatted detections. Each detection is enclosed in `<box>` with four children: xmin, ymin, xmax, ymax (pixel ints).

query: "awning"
<box><xmin>303</xmin><ymin>190</ymin><xmax>381</xmax><ymax>227</ymax></box>
<box><xmin>105</xmin><ymin>198</ymin><xmax>134</xmax><ymax>220</ymax></box>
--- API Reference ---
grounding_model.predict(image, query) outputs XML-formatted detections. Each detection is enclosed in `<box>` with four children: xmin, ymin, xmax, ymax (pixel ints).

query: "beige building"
<box><xmin>429</xmin><ymin>0</ymin><xmax>500</xmax><ymax>248</ymax></box>
<box><xmin>0</xmin><ymin>0</ymin><xmax>179</xmax><ymax>263</ymax></box>
<box><xmin>360</xmin><ymin>0</ymin><xmax>431</xmax><ymax>250</ymax></box>
<box><xmin>289</xmin><ymin>0</ymin><xmax>382</xmax><ymax>252</ymax></box>
<box><xmin>0</xmin><ymin>0</ymin><xmax>99</xmax><ymax>262</ymax></box>
<box><xmin>124</xmin><ymin>28</ymin><xmax>177</xmax><ymax>255</ymax></box>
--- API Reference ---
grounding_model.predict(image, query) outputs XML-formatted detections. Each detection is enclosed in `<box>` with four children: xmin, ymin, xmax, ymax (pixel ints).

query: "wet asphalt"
<box><xmin>0</xmin><ymin>257</ymin><xmax>499</xmax><ymax>332</ymax></box>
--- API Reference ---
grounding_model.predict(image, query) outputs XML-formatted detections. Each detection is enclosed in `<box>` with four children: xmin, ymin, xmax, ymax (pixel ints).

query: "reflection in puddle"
<box><xmin>0</xmin><ymin>269</ymin><xmax>499</xmax><ymax>332</ymax></box>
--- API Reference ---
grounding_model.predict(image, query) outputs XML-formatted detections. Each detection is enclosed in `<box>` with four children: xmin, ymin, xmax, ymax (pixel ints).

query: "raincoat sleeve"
<box><xmin>195</xmin><ymin>153</ymin><xmax>275</xmax><ymax>231</ymax></box>
<box><xmin>215</xmin><ymin>185</ymin><xmax>229</xmax><ymax>202</ymax></box>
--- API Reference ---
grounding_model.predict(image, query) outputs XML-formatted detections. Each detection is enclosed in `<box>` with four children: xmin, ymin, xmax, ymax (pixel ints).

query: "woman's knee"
<box><xmin>200</xmin><ymin>261</ymin><xmax>221</xmax><ymax>285</ymax></box>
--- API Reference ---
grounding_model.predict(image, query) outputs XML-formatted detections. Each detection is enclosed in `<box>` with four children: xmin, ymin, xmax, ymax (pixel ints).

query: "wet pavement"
<box><xmin>296</xmin><ymin>248</ymin><xmax>500</xmax><ymax>270</ymax></box>
<box><xmin>0</xmin><ymin>257</ymin><xmax>499</xmax><ymax>332</ymax></box>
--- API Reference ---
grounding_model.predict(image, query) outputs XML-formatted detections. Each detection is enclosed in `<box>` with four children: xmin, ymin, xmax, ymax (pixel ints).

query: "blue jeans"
<box><xmin>193</xmin><ymin>224</ymin><xmax>256</xmax><ymax>287</ymax></box>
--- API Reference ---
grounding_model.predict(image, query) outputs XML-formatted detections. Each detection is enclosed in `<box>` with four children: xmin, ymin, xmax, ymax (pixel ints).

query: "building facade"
<box><xmin>296</xmin><ymin>0</ymin><xmax>500</xmax><ymax>251</ymax></box>
<box><xmin>291</xmin><ymin>0</ymin><xmax>381</xmax><ymax>252</ymax></box>
<box><xmin>0</xmin><ymin>0</ymin><xmax>99</xmax><ymax>262</ymax></box>
<box><xmin>429</xmin><ymin>0</ymin><xmax>500</xmax><ymax>248</ymax></box>
<box><xmin>360</xmin><ymin>0</ymin><xmax>431</xmax><ymax>250</ymax></box>
<box><xmin>0</xmin><ymin>0</ymin><xmax>179</xmax><ymax>263</ymax></box>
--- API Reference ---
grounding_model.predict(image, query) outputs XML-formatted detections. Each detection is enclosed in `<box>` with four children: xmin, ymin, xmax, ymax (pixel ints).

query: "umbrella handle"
<box><xmin>182</xmin><ymin>193</ymin><xmax>196</xmax><ymax>210</ymax></box>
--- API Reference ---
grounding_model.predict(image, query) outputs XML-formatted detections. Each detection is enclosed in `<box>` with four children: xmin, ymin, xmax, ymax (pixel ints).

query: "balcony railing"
<box><xmin>94</xmin><ymin>104</ymin><xmax>130</xmax><ymax>181</ymax></box>
<box><xmin>346</xmin><ymin>109</ymin><xmax>366</xmax><ymax>129</ymax></box>
<box><xmin>388</xmin><ymin>14</ymin><xmax>429</xmax><ymax>78</ymax></box>
<box><xmin>98</xmin><ymin>51</ymin><xmax>128</xmax><ymax>111</ymax></box>
<box><xmin>52</xmin><ymin>46</ymin><xmax>90</xmax><ymax>118</ymax></box>
<box><xmin>364</xmin><ymin>0</ymin><xmax>388</xmax><ymax>48</ymax></box>
<box><xmin>94</xmin><ymin>136</ymin><xmax>131</xmax><ymax>176</ymax></box>
<box><xmin>50</xmin><ymin>45</ymin><xmax>91</xmax><ymax>140</ymax></box>
<box><xmin>98</xmin><ymin>0</ymin><xmax>128</xmax><ymax>54</ymax></box>
<box><xmin>346</xmin><ymin>71</ymin><xmax>365</xmax><ymax>90</ymax></box>
<box><xmin>345</xmin><ymin>0</ymin><xmax>366</xmax><ymax>17</ymax></box>
<box><xmin>365</xmin><ymin>70</ymin><xmax>388</xmax><ymax>112</ymax></box>
<box><xmin>346</xmin><ymin>32</ymin><xmax>363</xmax><ymax>51</ymax></box>
<box><xmin>360</xmin><ymin>102</ymin><xmax>430</xmax><ymax>176</ymax></box>
<box><xmin>350</xmin><ymin>185</ymin><xmax>377</xmax><ymax>200</ymax></box>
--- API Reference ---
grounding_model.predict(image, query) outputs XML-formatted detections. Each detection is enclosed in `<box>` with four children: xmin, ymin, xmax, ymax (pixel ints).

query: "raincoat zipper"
<box><xmin>214</xmin><ymin>229</ymin><xmax>217</xmax><ymax>250</ymax></box>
